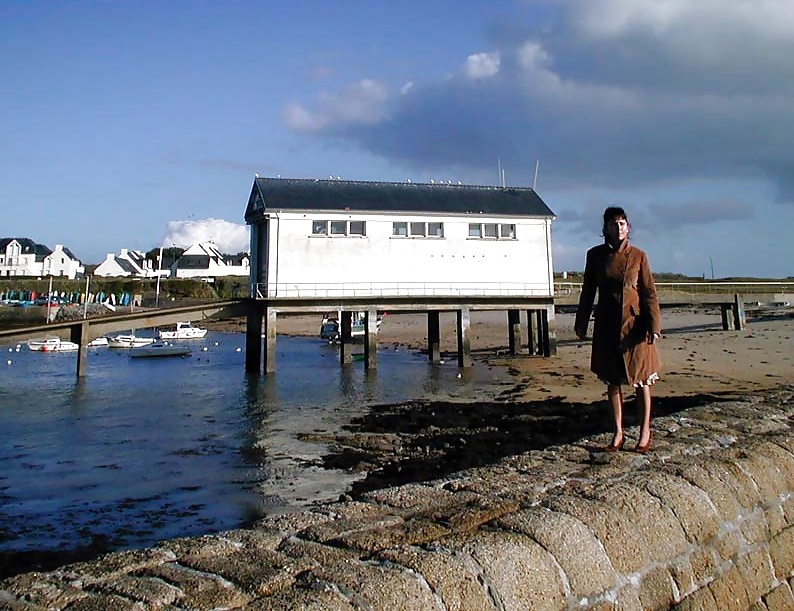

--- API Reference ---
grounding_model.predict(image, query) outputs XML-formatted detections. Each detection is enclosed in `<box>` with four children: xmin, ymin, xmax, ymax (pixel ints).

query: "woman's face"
<box><xmin>605</xmin><ymin>216</ymin><xmax>629</xmax><ymax>243</ymax></box>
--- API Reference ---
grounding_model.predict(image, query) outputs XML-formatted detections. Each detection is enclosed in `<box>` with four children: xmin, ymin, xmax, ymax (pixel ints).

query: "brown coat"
<box><xmin>574</xmin><ymin>239</ymin><xmax>662</xmax><ymax>385</ymax></box>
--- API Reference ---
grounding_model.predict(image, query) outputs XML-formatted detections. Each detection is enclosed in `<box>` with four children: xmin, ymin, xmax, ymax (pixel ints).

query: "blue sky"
<box><xmin>2</xmin><ymin>0</ymin><xmax>793</xmax><ymax>278</ymax></box>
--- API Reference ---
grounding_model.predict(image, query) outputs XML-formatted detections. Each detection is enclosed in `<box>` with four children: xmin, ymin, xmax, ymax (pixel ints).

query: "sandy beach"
<box><xmin>225</xmin><ymin>307</ymin><xmax>793</xmax><ymax>403</ymax></box>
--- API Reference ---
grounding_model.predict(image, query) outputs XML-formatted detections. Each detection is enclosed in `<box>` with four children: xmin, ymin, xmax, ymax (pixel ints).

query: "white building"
<box><xmin>244</xmin><ymin>177</ymin><xmax>556</xmax><ymax>298</ymax></box>
<box><xmin>94</xmin><ymin>248</ymin><xmax>159</xmax><ymax>278</ymax></box>
<box><xmin>172</xmin><ymin>241</ymin><xmax>250</xmax><ymax>279</ymax></box>
<box><xmin>0</xmin><ymin>238</ymin><xmax>84</xmax><ymax>279</ymax></box>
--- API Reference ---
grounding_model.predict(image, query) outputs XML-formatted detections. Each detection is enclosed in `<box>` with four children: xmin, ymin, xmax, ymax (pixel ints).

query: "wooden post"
<box><xmin>245</xmin><ymin>310</ymin><xmax>263</xmax><ymax>373</ymax></box>
<box><xmin>542</xmin><ymin>306</ymin><xmax>557</xmax><ymax>356</ymax></box>
<box><xmin>456</xmin><ymin>306</ymin><xmax>472</xmax><ymax>368</ymax></box>
<box><xmin>263</xmin><ymin>308</ymin><xmax>277</xmax><ymax>373</ymax></box>
<box><xmin>507</xmin><ymin>309</ymin><xmax>524</xmax><ymax>355</ymax></box>
<box><xmin>427</xmin><ymin>311</ymin><xmax>441</xmax><ymax>363</ymax></box>
<box><xmin>720</xmin><ymin>304</ymin><xmax>733</xmax><ymax>330</ymax></box>
<box><xmin>526</xmin><ymin>310</ymin><xmax>539</xmax><ymax>355</ymax></box>
<box><xmin>364</xmin><ymin>307</ymin><xmax>378</xmax><ymax>370</ymax></box>
<box><xmin>71</xmin><ymin>321</ymin><xmax>89</xmax><ymax>378</ymax></box>
<box><xmin>733</xmin><ymin>293</ymin><xmax>746</xmax><ymax>331</ymax></box>
<box><xmin>340</xmin><ymin>311</ymin><xmax>353</xmax><ymax>365</ymax></box>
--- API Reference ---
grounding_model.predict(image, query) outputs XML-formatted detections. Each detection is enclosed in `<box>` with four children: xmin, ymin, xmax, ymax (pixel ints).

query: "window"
<box><xmin>312</xmin><ymin>219</ymin><xmax>366</xmax><ymax>237</ymax></box>
<box><xmin>393</xmin><ymin>221</ymin><xmax>445</xmax><ymax>238</ymax></box>
<box><xmin>428</xmin><ymin>222</ymin><xmax>444</xmax><ymax>237</ymax></box>
<box><xmin>469</xmin><ymin>223</ymin><xmax>517</xmax><ymax>239</ymax></box>
<box><xmin>500</xmin><ymin>224</ymin><xmax>516</xmax><ymax>239</ymax></box>
<box><xmin>410</xmin><ymin>222</ymin><xmax>426</xmax><ymax>237</ymax></box>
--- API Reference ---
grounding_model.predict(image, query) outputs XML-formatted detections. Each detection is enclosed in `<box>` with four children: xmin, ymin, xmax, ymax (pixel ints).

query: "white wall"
<box><xmin>261</xmin><ymin>211</ymin><xmax>554</xmax><ymax>297</ymax></box>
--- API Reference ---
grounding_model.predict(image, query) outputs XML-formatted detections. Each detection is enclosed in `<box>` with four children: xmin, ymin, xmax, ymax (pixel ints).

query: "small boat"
<box><xmin>27</xmin><ymin>337</ymin><xmax>79</xmax><ymax>352</ymax></box>
<box><xmin>157</xmin><ymin>322</ymin><xmax>208</xmax><ymax>340</ymax></box>
<box><xmin>107</xmin><ymin>334</ymin><xmax>156</xmax><ymax>349</ymax></box>
<box><xmin>129</xmin><ymin>341</ymin><xmax>192</xmax><ymax>358</ymax></box>
<box><xmin>320</xmin><ymin>312</ymin><xmax>382</xmax><ymax>342</ymax></box>
<box><xmin>87</xmin><ymin>336</ymin><xmax>109</xmax><ymax>347</ymax></box>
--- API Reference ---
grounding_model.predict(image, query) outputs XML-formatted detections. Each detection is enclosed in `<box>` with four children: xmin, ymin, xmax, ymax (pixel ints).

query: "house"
<box><xmin>172</xmin><ymin>241</ymin><xmax>250</xmax><ymax>279</ymax></box>
<box><xmin>94</xmin><ymin>248</ymin><xmax>159</xmax><ymax>278</ymax></box>
<box><xmin>244</xmin><ymin>177</ymin><xmax>556</xmax><ymax>298</ymax></box>
<box><xmin>0</xmin><ymin>238</ymin><xmax>84</xmax><ymax>279</ymax></box>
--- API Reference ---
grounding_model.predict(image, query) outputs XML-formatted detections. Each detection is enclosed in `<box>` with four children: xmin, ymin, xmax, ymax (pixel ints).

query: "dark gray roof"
<box><xmin>0</xmin><ymin>237</ymin><xmax>52</xmax><ymax>261</ymax></box>
<box><xmin>177</xmin><ymin>255</ymin><xmax>210</xmax><ymax>269</ymax></box>
<box><xmin>245</xmin><ymin>177</ymin><xmax>555</xmax><ymax>223</ymax></box>
<box><xmin>115</xmin><ymin>257</ymin><xmax>138</xmax><ymax>275</ymax></box>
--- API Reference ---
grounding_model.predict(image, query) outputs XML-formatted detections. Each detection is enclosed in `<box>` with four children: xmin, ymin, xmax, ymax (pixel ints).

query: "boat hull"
<box><xmin>130</xmin><ymin>342</ymin><xmax>192</xmax><ymax>358</ymax></box>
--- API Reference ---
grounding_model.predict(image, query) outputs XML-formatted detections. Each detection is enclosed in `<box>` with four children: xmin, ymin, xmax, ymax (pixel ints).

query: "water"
<box><xmin>0</xmin><ymin>331</ymin><xmax>497</xmax><ymax>558</ymax></box>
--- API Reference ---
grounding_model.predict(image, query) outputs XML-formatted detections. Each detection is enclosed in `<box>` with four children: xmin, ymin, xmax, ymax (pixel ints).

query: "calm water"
<box><xmin>0</xmin><ymin>331</ymin><xmax>498</xmax><ymax>557</ymax></box>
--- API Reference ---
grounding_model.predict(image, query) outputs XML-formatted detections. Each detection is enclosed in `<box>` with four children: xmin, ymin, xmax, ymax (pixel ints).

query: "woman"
<box><xmin>574</xmin><ymin>206</ymin><xmax>661</xmax><ymax>453</ymax></box>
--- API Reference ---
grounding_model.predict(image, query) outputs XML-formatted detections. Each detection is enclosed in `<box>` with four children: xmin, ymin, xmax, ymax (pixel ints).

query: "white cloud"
<box><xmin>464</xmin><ymin>52</ymin><xmax>501</xmax><ymax>79</ymax></box>
<box><xmin>283</xmin><ymin>79</ymin><xmax>389</xmax><ymax>133</ymax></box>
<box><xmin>162</xmin><ymin>218</ymin><xmax>249</xmax><ymax>254</ymax></box>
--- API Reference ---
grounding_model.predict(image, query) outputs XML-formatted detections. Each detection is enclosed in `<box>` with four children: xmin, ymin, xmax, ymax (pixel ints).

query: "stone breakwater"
<box><xmin>2</xmin><ymin>387</ymin><xmax>793</xmax><ymax>610</ymax></box>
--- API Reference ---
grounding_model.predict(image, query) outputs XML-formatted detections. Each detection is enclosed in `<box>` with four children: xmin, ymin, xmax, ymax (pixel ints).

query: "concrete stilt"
<box><xmin>456</xmin><ymin>307</ymin><xmax>472</xmax><ymax>368</ymax></box>
<box><xmin>263</xmin><ymin>309</ymin><xmax>277</xmax><ymax>373</ymax></box>
<box><xmin>542</xmin><ymin>306</ymin><xmax>557</xmax><ymax>356</ymax></box>
<box><xmin>245</xmin><ymin>311</ymin><xmax>263</xmax><ymax>373</ymax></box>
<box><xmin>340</xmin><ymin>311</ymin><xmax>353</xmax><ymax>365</ymax></box>
<box><xmin>507</xmin><ymin>309</ymin><xmax>525</xmax><ymax>356</ymax></box>
<box><xmin>364</xmin><ymin>307</ymin><xmax>378</xmax><ymax>370</ymax></box>
<box><xmin>427</xmin><ymin>311</ymin><xmax>441</xmax><ymax>363</ymax></box>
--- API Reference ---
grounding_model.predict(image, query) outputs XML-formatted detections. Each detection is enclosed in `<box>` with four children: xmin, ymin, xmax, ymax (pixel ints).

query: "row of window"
<box><xmin>311</xmin><ymin>220</ymin><xmax>517</xmax><ymax>239</ymax></box>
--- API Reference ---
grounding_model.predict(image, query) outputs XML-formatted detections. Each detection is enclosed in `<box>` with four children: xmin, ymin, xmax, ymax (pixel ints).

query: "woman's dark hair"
<box><xmin>602</xmin><ymin>206</ymin><xmax>629</xmax><ymax>237</ymax></box>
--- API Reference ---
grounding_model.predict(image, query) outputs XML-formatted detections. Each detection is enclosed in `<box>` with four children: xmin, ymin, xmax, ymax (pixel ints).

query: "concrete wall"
<box><xmin>2</xmin><ymin>387</ymin><xmax>793</xmax><ymax>610</ymax></box>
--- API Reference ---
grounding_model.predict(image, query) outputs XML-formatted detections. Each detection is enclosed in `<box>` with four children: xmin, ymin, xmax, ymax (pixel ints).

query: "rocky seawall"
<box><xmin>1</xmin><ymin>386</ymin><xmax>793</xmax><ymax>610</ymax></box>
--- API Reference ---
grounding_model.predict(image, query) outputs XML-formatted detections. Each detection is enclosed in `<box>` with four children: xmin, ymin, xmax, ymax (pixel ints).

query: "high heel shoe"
<box><xmin>604</xmin><ymin>432</ymin><xmax>625</xmax><ymax>453</ymax></box>
<box><xmin>634</xmin><ymin>431</ymin><xmax>652</xmax><ymax>454</ymax></box>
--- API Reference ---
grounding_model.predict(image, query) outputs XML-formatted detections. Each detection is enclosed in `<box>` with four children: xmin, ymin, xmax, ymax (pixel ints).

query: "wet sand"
<box><xmin>246</xmin><ymin>308</ymin><xmax>793</xmax><ymax>496</ymax></box>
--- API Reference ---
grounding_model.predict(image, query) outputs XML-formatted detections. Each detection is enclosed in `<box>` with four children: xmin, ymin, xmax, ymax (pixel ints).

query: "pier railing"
<box><xmin>254</xmin><ymin>281</ymin><xmax>553</xmax><ymax>299</ymax></box>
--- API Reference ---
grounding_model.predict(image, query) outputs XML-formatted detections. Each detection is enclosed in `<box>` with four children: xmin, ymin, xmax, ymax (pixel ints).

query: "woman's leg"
<box><xmin>607</xmin><ymin>384</ymin><xmax>624</xmax><ymax>444</ymax></box>
<box><xmin>637</xmin><ymin>385</ymin><xmax>652</xmax><ymax>447</ymax></box>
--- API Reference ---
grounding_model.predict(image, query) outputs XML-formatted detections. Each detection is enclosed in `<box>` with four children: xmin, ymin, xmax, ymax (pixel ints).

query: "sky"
<box><xmin>2</xmin><ymin>0</ymin><xmax>793</xmax><ymax>279</ymax></box>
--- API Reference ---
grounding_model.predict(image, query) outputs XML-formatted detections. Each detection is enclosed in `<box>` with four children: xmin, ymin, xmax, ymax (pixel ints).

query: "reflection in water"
<box><xmin>0</xmin><ymin>332</ymin><xmax>502</xmax><ymax>560</ymax></box>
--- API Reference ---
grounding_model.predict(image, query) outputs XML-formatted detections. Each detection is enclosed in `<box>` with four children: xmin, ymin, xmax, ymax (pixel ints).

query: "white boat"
<box><xmin>87</xmin><ymin>336</ymin><xmax>109</xmax><ymax>347</ymax></box>
<box><xmin>107</xmin><ymin>334</ymin><xmax>156</xmax><ymax>349</ymax></box>
<box><xmin>129</xmin><ymin>341</ymin><xmax>192</xmax><ymax>358</ymax></box>
<box><xmin>27</xmin><ymin>337</ymin><xmax>79</xmax><ymax>352</ymax></box>
<box><xmin>157</xmin><ymin>322</ymin><xmax>208</xmax><ymax>340</ymax></box>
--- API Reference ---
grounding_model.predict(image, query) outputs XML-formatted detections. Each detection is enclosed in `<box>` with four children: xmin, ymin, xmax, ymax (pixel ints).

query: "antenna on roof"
<box><xmin>533</xmin><ymin>159</ymin><xmax>540</xmax><ymax>190</ymax></box>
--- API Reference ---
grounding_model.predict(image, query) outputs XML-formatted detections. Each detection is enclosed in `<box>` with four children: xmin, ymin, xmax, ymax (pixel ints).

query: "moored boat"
<box><xmin>157</xmin><ymin>322</ymin><xmax>207</xmax><ymax>340</ymax></box>
<box><xmin>27</xmin><ymin>337</ymin><xmax>79</xmax><ymax>352</ymax></box>
<box><xmin>129</xmin><ymin>341</ymin><xmax>192</xmax><ymax>358</ymax></box>
<box><xmin>107</xmin><ymin>334</ymin><xmax>156</xmax><ymax>349</ymax></box>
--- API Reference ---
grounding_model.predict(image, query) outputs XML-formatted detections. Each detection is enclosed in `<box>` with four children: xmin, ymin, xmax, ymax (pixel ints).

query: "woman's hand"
<box><xmin>575</xmin><ymin>326</ymin><xmax>587</xmax><ymax>341</ymax></box>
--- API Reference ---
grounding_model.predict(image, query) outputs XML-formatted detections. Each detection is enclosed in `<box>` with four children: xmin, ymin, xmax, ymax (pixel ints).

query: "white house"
<box><xmin>172</xmin><ymin>241</ymin><xmax>250</xmax><ymax>279</ymax></box>
<box><xmin>0</xmin><ymin>238</ymin><xmax>84</xmax><ymax>279</ymax></box>
<box><xmin>244</xmin><ymin>177</ymin><xmax>556</xmax><ymax>298</ymax></box>
<box><xmin>94</xmin><ymin>248</ymin><xmax>159</xmax><ymax>278</ymax></box>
